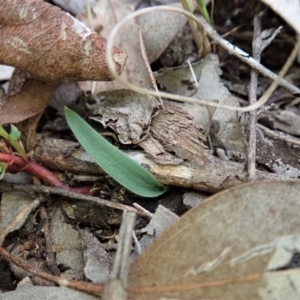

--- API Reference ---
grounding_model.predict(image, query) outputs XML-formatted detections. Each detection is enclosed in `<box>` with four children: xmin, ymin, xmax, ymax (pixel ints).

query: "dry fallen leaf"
<box><xmin>136</xmin><ymin>1</ymin><xmax>197</xmax><ymax>63</ymax></box>
<box><xmin>0</xmin><ymin>0</ymin><xmax>127</xmax><ymax>83</ymax></box>
<box><xmin>0</xmin><ymin>0</ymin><xmax>127</xmax><ymax>126</ymax></box>
<box><xmin>87</xmin><ymin>89</ymin><xmax>160</xmax><ymax>144</ymax></box>
<box><xmin>132</xmin><ymin>205</ymin><xmax>179</xmax><ymax>259</ymax></box>
<box><xmin>259</xmin><ymin>0</ymin><xmax>300</xmax><ymax>34</ymax></box>
<box><xmin>0</xmin><ymin>192</ymin><xmax>40</xmax><ymax>246</ymax></box>
<box><xmin>79</xmin><ymin>229</ymin><xmax>111</xmax><ymax>283</ymax></box>
<box><xmin>77</xmin><ymin>0</ymin><xmax>151</xmax><ymax>92</ymax></box>
<box><xmin>78</xmin><ymin>0</ymin><xmax>196</xmax><ymax>93</ymax></box>
<box><xmin>155</xmin><ymin>60</ymin><xmax>203</xmax><ymax>97</ymax></box>
<box><xmin>0</xmin><ymin>79</ymin><xmax>57</xmax><ymax>125</ymax></box>
<box><xmin>128</xmin><ymin>180</ymin><xmax>300</xmax><ymax>299</ymax></box>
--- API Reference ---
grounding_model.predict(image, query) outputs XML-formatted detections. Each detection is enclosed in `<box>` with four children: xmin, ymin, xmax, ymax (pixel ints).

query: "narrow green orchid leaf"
<box><xmin>64</xmin><ymin>107</ymin><xmax>168</xmax><ymax>197</ymax></box>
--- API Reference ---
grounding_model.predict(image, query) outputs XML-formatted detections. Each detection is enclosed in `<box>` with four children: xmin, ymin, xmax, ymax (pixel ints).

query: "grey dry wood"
<box><xmin>102</xmin><ymin>211</ymin><xmax>136</xmax><ymax>300</ymax></box>
<box><xmin>33</xmin><ymin>102</ymin><xmax>291</xmax><ymax>193</ymax></box>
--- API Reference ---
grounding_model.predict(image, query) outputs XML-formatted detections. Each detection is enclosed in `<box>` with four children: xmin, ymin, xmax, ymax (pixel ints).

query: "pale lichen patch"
<box><xmin>8</xmin><ymin>37</ymin><xmax>31</xmax><ymax>54</ymax></box>
<box><xmin>70</xmin><ymin>13</ymin><xmax>92</xmax><ymax>39</ymax></box>
<box><xmin>183</xmin><ymin>247</ymin><xmax>231</xmax><ymax>277</ymax></box>
<box><xmin>19</xmin><ymin>6</ymin><xmax>28</xmax><ymax>20</ymax></box>
<box><xmin>84</xmin><ymin>40</ymin><xmax>92</xmax><ymax>57</ymax></box>
<box><xmin>59</xmin><ymin>21</ymin><xmax>67</xmax><ymax>40</ymax></box>
<box><xmin>273</xmin><ymin>158</ymin><xmax>300</xmax><ymax>177</ymax></box>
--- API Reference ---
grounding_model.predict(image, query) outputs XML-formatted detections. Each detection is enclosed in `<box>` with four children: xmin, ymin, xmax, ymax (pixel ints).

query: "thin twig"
<box><xmin>139</xmin><ymin>29</ymin><xmax>163</xmax><ymax>108</ymax></box>
<box><xmin>187</xmin><ymin>59</ymin><xmax>199</xmax><ymax>87</ymax></box>
<box><xmin>132</xmin><ymin>230</ymin><xmax>141</xmax><ymax>255</ymax></box>
<box><xmin>257</xmin><ymin>124</ymin><xmax>300</xmax><ymax>147</ymax></box>
<box><xmin>133</xmin><ymin>202</ymin><xmax>153</xmax><ymax>219</ymax></box>
<box><xmin>112</xmin><ymin>212</ymin><xmax>136</xmax><ymax>283</ymax></box>
<box><xmin>85</xmin><ymin>0</ymin><xmax>97</xmax><ymax>95</ymax></box>
<box><xmin>247</xmin><ymin>14</ymin><xmax>262</xmax><ymax>181</ymax></box>
<box><xmin>195</xmin><ymin>15</ymin><xmax>298</xmax><ymax>95</ymax></box>
<box><xmin>102</xmin><ymin>211</ymin><xmax>136</xmax><ymax>300</ymax></box>
<box><xmin>247</xmin><ymin>16</ymin><xmax>282</xmax><ymax>181</ymax></box>
<box><xmin>0</xmin><ymin>183</ymin><xmax>150</xmax><ymax>218</ymax></box>
<box><xmin>40</xmin><ymin>207</ymin><xmax>60</xmax><ymax>276</ymax></box>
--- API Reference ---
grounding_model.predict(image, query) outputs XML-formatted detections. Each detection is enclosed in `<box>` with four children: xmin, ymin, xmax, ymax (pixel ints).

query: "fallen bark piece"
<box><xmin>140</xmin><ymin>101</ymin><xmax>209</xmax><ymax>167</ymax></box>
<box><xmin>33</xmin><ymin>136</ymin><xmax>290</xmax><ymax>193</ymax></box>
<box><xmin>0</xmin><ymin>0</ymin><xmax>127</xmax><ymax>83</ymax></box>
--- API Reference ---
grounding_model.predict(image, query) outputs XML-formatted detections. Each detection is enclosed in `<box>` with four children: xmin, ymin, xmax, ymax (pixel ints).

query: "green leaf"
<box><xmin>9</xmin><ymin>125</ymin><xmax>21</xmax><ymax>141</ymax></box>
<box><xmin>0</xmin><ymin>163</ymin><xmax>6</xmax><ymax>180</ymax></box>
<box><xmin>64</xmin><ymin>107</ymin><xmax>168</xmax><ymax>197</ymax></box>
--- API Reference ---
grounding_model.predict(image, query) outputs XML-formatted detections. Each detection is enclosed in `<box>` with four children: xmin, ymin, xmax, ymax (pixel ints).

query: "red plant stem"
<box><xmin>0</xmin><ymin>153</ymin><xmax>91</xmax><ymax>194</ymax></box>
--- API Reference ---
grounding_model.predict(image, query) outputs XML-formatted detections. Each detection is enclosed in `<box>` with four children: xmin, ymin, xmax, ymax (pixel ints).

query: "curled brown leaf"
<box><xmin>0</xmin><ymin>0</ymin><xmax>127</xmax><ymax>83</ymax></box>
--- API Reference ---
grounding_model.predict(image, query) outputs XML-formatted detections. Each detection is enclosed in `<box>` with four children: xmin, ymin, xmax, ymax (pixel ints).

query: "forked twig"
<box><xmin>247</xmin><ymin>15</ymin><xmax>283</xmax><ymax>180</ymax></box>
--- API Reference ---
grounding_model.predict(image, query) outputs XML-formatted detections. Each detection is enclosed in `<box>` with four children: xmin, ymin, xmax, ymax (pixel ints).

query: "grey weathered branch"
<box><xmin>33</xmin><ymin>100</ymin><xmax>291</xmax><ymax>194</ymax></box>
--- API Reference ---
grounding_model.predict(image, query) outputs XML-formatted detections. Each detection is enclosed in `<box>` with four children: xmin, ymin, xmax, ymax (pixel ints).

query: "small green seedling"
<box><xmin>0</xmin><ymin>125</ymin><xmax>26</xmax><ymax>157</ymax></box>
<box><xmin>64</xmin><ymin>107</ymin><xmax>168</xmax><ymax>198</ymax></box>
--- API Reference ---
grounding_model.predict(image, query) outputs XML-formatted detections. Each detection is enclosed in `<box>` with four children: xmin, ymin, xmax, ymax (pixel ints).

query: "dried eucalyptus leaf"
<box><xmin>128</xmin><ymin>181</ymin><xmax>300</xmax><ymax>299</ymax></box>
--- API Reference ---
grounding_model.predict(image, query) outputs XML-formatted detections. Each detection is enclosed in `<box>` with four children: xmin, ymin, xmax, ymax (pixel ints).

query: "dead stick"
<box><xmin>0</xmin><ymin>183</ymin><xmax>150</xmax><ymax>218</ymax></box>
<box><xmin>247</xmin><ymin>14</ymin><xmax>282</xmax><ymax>180</ymax></box>
<box><xmin>247</xmin><ymin>14</ymin><xmax>261</xmax><ymax>181</ymax></box>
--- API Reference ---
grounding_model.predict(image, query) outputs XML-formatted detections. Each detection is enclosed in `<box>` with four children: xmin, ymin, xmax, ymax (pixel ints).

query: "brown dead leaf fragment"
<box><xmin>136</xmin><ymin>1</ymin><xmax>197</xmax><ymax>64</ymax></box>
<box><xmin>260</xmin><ymin>0</ymin><xmax>300</xmax><ymax>34</ymax></box>
<box><xmin>0</xmin><ymin>78</ymin><xmax>57</xmax><ymax>125</ymax></box>
<box><xmin>0</xmin><ymin>0</ymin><xmax>127</xmax><ymax>83</ymax></box>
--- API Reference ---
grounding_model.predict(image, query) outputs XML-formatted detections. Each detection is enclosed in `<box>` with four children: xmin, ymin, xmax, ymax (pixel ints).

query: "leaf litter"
<box><xmin>128</xmin><ymin>181</ymin><xmax>300</xmax><ymax>300</ymax></box>
<box><xmin>1</xmin><ymin>0</ymin><xmax>300</xmax><ymax>299</ymax></box>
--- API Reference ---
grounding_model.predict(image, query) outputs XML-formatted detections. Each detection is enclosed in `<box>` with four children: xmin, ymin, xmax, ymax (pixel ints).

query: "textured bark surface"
<box><xmin>139</xmin><ymin>101</ymin><xmax>210</xmax><ymax>167</ymax></box>
<box><xmin>34</xmin><ymin>136</ymin><xmax>105</xmax><ymax>175</ymax></box>
<box><xmin>33</xmin><ymin>103</ymin><xmax>289</xmax><ymax>193</ymax></box>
